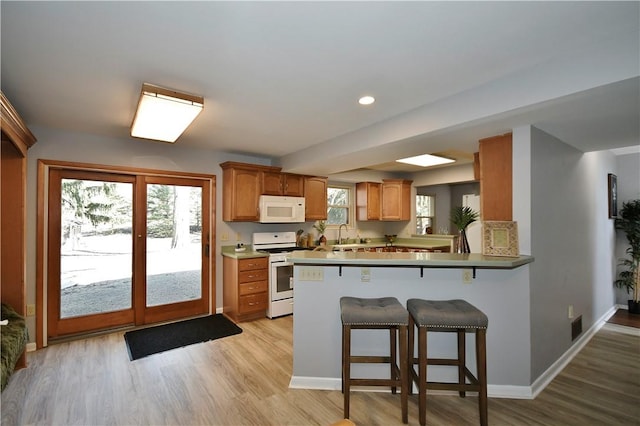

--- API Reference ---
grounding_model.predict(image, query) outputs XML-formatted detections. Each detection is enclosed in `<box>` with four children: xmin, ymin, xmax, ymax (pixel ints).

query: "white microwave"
<box><xmin>258</xmin><ymin>195</ymin><xmax>306</xmax><ymax>223</ymax></box>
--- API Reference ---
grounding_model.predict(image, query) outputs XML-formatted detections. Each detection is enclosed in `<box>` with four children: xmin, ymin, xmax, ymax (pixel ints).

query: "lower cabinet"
<box><xmin>223</xmin><ymin>256</ymin><xmax>269</xmax><ymax>322</ymax></box>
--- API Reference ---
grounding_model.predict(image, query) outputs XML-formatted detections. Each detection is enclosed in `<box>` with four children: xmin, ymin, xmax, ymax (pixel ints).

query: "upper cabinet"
<box><xmin>221</xmin><ymin>162</ymin><xmax>268</xmax><ymax>221</ymax></box>
<box><xmin>479</xmin><ymin>133</ymin><xmax>512</xmax><ymax>221</ymax></box>
<box><xmin>262</xmin><ymin>171</ymin><xmax>304</xmax><ymax>196</ymax></box>
<box><xmin>303</xmin><ymin>176</ymin><xmax>328</xmax><ymax>221</ymax></box>
<box><xmin>381</xmin><ymin>179</ymin><xmax>413</xmax><ymax>221</ymax></box>
<box><xmin>220</xmin><ymin>161</ymin><xmax>326</xmax><ymax>222</ymax></box>
<box><xmin>356</xmin><ymin>182</ymin><xmax>381</xmax><ymax>221</ymax></box>
<box><xmin>356</xmin><ymin>179</ymin><xmax>412</xmax><ymax>221</ymax></box>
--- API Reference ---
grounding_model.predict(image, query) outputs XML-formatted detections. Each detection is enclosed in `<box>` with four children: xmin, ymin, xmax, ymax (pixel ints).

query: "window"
<box><xmin>327</xmin><ymin>185</ymin><xmax>351</xmax><ymax>226</ymax></box>
<box><xmin>416</xmin><ymin>195</ymin><xmax>435</xmax><ymax>234</ymax></box>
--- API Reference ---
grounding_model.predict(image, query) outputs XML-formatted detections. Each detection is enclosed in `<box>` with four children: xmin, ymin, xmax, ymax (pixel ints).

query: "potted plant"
<box><xmin>313</xmin><ymin>220</ymin><xmax>327</xmax><ymax>246</ymax></box>
<box><xmin>450</xmin><ymin>206</ymin><xmax>479</xmax><ymax>253</ymax></box>
<box><xmin>614</xmin><ymin>199</ymin><xmax>640</xmax><ymax>314</ymax></box>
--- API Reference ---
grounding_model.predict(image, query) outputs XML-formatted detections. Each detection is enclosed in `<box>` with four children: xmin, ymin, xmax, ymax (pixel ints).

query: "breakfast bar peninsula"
<box><xmin>288</xmin><ymin>250</ymin><xmax>536</xmax><ymax>398</ymax></box>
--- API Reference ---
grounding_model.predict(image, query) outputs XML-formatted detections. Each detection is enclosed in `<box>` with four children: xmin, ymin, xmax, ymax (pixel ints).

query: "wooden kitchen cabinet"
<box><xmin>262</xmin><ymin>171</ymin><xmax>304</xmax><ymax>196</ymax></box>
<box><xmin>221</xmin><ymin>161</ymin><xmax>314</xmax><ymax>221</ymax></box>
<box><xmin>220</xmin><ymin>161</ymin><xmax>288</xmax><ymax>222</ymax></box>
<box><xmin>356</xmin><ymin>182</ymin><xmax>381</xmax><ymax>221</ymax></box>
<box><xmin>381</xmin><ymin>179</ymin><xmax>412</xmax><ymax>221</ymax></box>
<box><xmin>479</xmin><ymin>133</ymin><xmax>512</xmax><ymax>221</ymax></box>
<box><xmin>223</xmin><ymin>256</ymin><xmax>269</xmax><ymax>322</ymax></box>
<box><xmin>304</xmin><ymin>176</ymin><xmax>328</xmax><ymax>220</ymax></box>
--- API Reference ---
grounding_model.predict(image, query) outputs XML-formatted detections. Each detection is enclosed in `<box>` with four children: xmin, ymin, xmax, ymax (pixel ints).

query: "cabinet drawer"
<box><xmin>239</xmin><ymin>280</ymin><xmax>268</xmax><ymax>296</ymax></box>
<box><xmin>239</xmin><ymin>292</ymin><xmax>268</xmax><ymax>313</ymax></box>
<box><xmin>238</xmin><ymin>257</ymin><xmax>268</xmax><ymax>272</ymax></box>
<box><xmin>239</xmin><ymin>269</ymin><xmax>268</xmax><ymax>283</ymax></box>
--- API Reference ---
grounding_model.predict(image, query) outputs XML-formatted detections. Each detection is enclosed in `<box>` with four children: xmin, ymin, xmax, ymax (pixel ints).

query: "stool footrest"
<box><xmin>350</xmin><ymin>355</ymin><xmax>394</xmax><ymax>364</ymax></box>
<box><xmin>411</xmin><ymin>357</ymin><xmax>462</xmax><ymax>366</ymax></box>
<box><xmin>350</xmin><ymin>378</ymin><xmax>403</xmax><ymax>387</ymax></box>
<box><xmin>426</xmin><ymin>381</ymin><xmax>481</xmax><ymax>392</ymax></box>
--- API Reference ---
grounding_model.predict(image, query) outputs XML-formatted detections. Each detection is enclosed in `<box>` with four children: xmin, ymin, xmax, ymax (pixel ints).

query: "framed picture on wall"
<box><xmin>608</xmin><ymin>173</ymin><xmax>617</xmax><ymax>219</ymax></box>
<box><xmin>482</xmin><ymin>221</ymin><xmax>519</xmax><ymax>257</ymax></box>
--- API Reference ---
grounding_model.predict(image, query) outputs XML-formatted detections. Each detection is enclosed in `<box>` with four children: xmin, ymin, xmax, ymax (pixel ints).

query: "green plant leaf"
<box><xmin>449</xmin><ymin>206</ymin><xmax>479</xmax><ymax>230</ymax></box>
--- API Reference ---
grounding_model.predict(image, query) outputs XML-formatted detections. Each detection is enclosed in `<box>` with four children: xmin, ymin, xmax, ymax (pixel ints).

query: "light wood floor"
<box><xmin>2</xmin><ymin>316</ymin><xmax>639</xmax><ymax>425</ymax></box>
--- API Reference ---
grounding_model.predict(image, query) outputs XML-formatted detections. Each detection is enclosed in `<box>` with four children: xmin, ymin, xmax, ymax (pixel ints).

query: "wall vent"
<box><xmin>571</xmin><ymin>315</ymin><xmax>582</xmax><ymax>341</ymax></box>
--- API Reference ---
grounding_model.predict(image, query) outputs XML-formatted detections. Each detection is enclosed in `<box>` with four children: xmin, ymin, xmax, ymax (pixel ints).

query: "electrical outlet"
<box><xmin>221</xmin><ymin>233</ymin><xmax>229</xmax><ymax>241</ymax></box>
<box><xmin>27</xmin><ymin>304</ymin><xmax>36</xmax><ymax>316</ymax></box>
<box><xmin>462</xmin><ymin>269</ymin><xmax>473</xmax><ymax>284</ymax></box>
<box><xmin>361</xmin><ymin>267</ymin><xmax>371</xmax><ymax>282</ymax></box>
<box><xmin>568</xmin><ymin>305</ymin><xmax>574</xmax><ymax>319</ymax></box>
<box><xmin>236</xmin><ymin>232</ymin><xmax>241</xmax><ymax>241</ymax></box>
<box><xmin>300</xmin><ymin>266</ymin><xmax>324</xmax><ymax>281</ymax></box>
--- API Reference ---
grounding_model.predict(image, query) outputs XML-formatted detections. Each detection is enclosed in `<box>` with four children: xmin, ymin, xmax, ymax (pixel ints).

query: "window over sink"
<box><xmin>327</xmin><ymin>185</ymin><xmax>352</xmax><ymax>227</ymax></box>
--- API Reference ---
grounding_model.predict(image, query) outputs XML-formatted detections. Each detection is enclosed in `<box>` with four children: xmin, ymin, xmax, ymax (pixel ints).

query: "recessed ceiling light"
<box><xmin>358</xmin><ymin>96</ymin><xmax>375</xmax><ymax>105</ymax></box>
<box><xmin>396</xmin><ymin>154</ymin><xmax>455</xmax><ymax>167</ymax></box>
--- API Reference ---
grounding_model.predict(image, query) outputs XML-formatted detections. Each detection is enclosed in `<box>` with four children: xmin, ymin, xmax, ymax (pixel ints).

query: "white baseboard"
<box><xmin>216</xmin><ymin>307</ymin><xmax>223</xmax><ymax>314</ymax></box>
<box><xmin>289</xmin><ymin>376</ymin><xmax>342</xmax><ymax>391</ymax></box>
<box><xmin>289</xmin><ymin>375</ymin><xmax>532</xmax><ymax>398</ymax></box>
<box><xmin>26</xmin><ymin>342</ymin><xmax>37</xmax><ymax>352</ymax></box>
<box><xmin>290</xmin><ymin>305</ymin><xmax>624</xmax><ymax>400</ymax></box>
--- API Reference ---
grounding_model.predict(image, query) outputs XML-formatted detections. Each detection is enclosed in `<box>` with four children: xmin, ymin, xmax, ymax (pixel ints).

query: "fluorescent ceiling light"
<box><xmin>131</xmin><ymin>83</ymin><xmax>203</xmax><ymax>143</ymax></box>
<box><xmin>396</xmin><ymin>154</ymin><xmax>455</xmax><ymax>167</ymax></box>
<box><xmin>358</xmin><ymin>96</ymin><xmax>375</xmax><ymax>105</ymax></box>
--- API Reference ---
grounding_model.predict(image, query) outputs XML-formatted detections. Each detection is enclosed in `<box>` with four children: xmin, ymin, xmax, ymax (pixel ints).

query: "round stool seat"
<box><xmin>407</xmin><ymin>299</ymin><xmax>488</xmax><ymax>329</ymax></box>
<box><xmin>341</xmin><ymin>296</ymin><xmax>408</xmax><ymax>326</ymax></box>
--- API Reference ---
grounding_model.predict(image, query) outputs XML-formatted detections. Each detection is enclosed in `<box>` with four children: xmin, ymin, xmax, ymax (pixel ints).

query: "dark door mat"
<box><xmin>124</xmin><ymin>314</ymin><xmax>242</xmax><ymax>360</ymax></box>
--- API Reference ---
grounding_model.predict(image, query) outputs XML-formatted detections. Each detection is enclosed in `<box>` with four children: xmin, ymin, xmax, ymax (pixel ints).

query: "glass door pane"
<box><xmin>59</xmin><ymin>179</ymin><xmax>133</xmax><ymax>318</ymax></box>
<box><xmin>145</xmin><ymin>184</ymin><xmax>202</xmax><ymax>307</ymax></box>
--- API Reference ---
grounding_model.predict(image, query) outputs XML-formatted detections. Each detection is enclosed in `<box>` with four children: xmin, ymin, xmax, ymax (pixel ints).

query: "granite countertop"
<box><xmin>288</xmin><ymin>250</ymin><xmax>534</xmax><ymax>269</ymax></box>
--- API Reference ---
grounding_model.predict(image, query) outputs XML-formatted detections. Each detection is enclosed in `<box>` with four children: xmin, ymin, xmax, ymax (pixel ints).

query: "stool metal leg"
<box><xmin>342</xmin><ymin>324</ymin><xmax>351</xmax><ymax>419</ymax></box>
<box><xmin>457</xmin><ymin>328</ymin><xmax>466</xmax><ymax>397</ymax></box>
<box><xmin>477</xmin><ymin>328</ymin><xmax>488</xmax><ymax>426</ymax></box>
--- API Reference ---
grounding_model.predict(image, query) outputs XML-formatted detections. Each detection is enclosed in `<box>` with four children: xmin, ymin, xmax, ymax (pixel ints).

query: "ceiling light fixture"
<box><xmin>358</xmin><ymin>95</ymin><xmax>375</xmax><ymax>105</ymax></box>
<box><xmin>131</xmin><ymin>83</ymin><xmax>204</xmax><ymax>143</ymax></box>
<box><xmin>396</xmin><ymin>154</ymin><xmax>455</xmax><ymax>168</ymax></box>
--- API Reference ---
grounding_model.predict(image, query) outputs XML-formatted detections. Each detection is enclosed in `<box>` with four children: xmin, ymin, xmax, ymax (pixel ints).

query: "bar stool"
<box><xmin>340</xmin><ymin>296</ymin><xmax>409</xmax><ymax>423</ymax></box>
<box><xmin>407</xmin><ymin>299</ymin><xmax>488</xmax><ymax>426</ymax></box>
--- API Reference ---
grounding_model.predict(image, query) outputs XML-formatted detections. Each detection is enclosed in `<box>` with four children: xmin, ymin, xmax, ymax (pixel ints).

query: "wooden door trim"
<box><xmin>47</xmin><ymin>169</ymin><xmax>137</xmax><ymax>338</ymax></box>
<box><xmin>137</xmin><ymin>176</ymin><xmax>212</xmax><ymax>325</ymax></box>
<box><xmin>37</xmin><ymin>159</ymin><xmax>216</xmax><ymax>346</ymax></box>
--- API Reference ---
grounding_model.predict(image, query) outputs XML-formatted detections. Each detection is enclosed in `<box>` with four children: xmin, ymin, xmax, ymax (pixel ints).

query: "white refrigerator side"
<box><xmin>463</xmin><ymin>194</ymin><xmax>482</xmax><ymax>253</ymax></box>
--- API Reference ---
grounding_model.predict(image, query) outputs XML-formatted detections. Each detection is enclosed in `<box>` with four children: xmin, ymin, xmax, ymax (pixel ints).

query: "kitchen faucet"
<box><xmin>338</xmin><ymin>223</ymin><xmax>348</xmax><ymax>244</ymax></box>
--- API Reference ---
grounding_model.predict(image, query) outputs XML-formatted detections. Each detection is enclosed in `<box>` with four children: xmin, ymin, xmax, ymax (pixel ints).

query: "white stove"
<box><xmin>252</xmin><ymin>232</ymin><xmax>298</xmax><ymax>318</ymax></box>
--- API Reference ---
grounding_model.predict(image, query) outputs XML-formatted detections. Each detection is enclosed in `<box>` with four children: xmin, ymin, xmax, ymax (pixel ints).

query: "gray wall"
<box><xmin>527</xmin><ymin>126</ymin><xmax>617</xmax><ymax>380</ymax></box>
<box><xmin>414</xmin><ymin>181</ymin><xmax>480</xmax><ymax>235</ymax></box>
<box><xmin>614</xmin><ymin>152</ymin><xmax>640</xmax><ymax>304</ymax></box>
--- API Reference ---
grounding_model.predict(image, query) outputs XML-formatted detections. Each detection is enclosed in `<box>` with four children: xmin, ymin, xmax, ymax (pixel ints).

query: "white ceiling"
<box><xmin>1</xmin><ymin>2</ymin><xmax>638</xmax><ymax>176</ymax></box>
